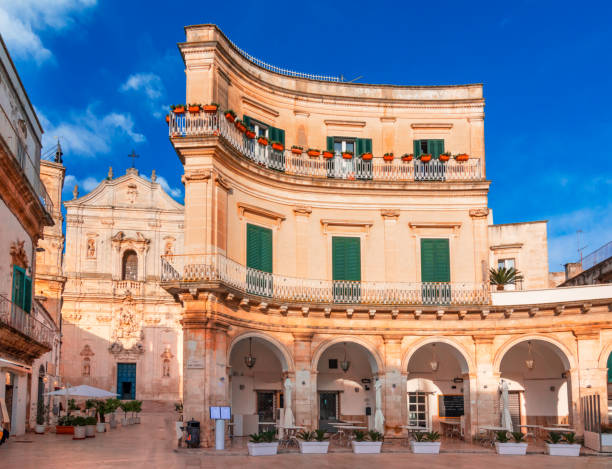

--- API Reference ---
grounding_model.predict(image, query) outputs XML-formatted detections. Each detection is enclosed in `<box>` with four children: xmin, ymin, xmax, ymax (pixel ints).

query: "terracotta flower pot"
<box><xmin>257</xmin><ymin>137</ymin><xmax>268</xmax><ymax>146</ymax></box>
<box><xmin>342</xmin><ymin>152</ymin><xmax>353</xmax><ymax>159</ymax></box>
<box><xmin>225</xmin><ymin>113</ymin><xmax>235</xmax><ymax>123</ymax></box>
<box><xmin>246</xmin><ymin>130</ymin><xmax>256</xmax><ymax>139</ymax></box>
<box><xmin>383</xmin><ymin>154</ymin><xmax>394</xmax><ymax>161</ymax></box>
<box><xmin>420</xmin><ymin>154</ymin><xmax>432</xmax><ymax>162</ymax></box>
<box><xmin>402</xmin><ymin>154</ymin><xmax>413</xmax><ymax>162</ymax></box>
<box><xmin>291</xmin><ymin>147</ymin><xmax>303</xmax><ymax>155</ymax></box>
<box><xmin>455</xmin><ymin>153</ymin><xmax>469</xmax><ymax>162</ymax></box>
<box><xmin>188</xmin><ymin>106</ymin><xmax>200</xmax><ymax>113</ymax></box>
<box><xmin>165</xmin><ymin>115</ymin><xmax>170</xmax><ymax>123</ymax></box>
<box><xmin>235</xmin><ymin>121</ymin><xmax>246</xmax><ymax>133</ymax></box>
<box><xmin>439</xmin><ymin>154</ymin><xmax>450</xmax><ymax>162</ymax></box>
<box><xmin>361</xmin><ymin>153</ymin><xmax>373</xmax><ymax>160</ymax></box>
<box><xmin>323</xmin><ymin>151</ymin><xmax>334</xmax><ymax>159</ymax></box>
<box><xmin>173</xmin><ymin>106</ymin><xmax>185</xmax><ymax>114</ymax></box>
<box><xmin>272</xmin><ymin>142</ymin><xmax>284</xmax><ymax>151</ymax></box>
<box><xmin>307</xmin><ymin>150</ymin><xmax>320</xmax><ymax>157</ymax></box>
<box><xmin>56</xmin><ymin>425</ymin><xmax>74</xmax><ymax>435</ymax></box>
<box><xmin>203</xmin><ymin>105</ymin><xmax>218</xmax><ymax>113</ymax></box>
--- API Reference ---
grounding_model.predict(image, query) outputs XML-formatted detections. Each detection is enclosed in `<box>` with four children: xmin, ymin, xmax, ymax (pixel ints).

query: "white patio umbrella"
<box><xmin>374</xmin><ymin>378</ymin><xmax>385</xmax><ymax>433</ymax></box>
<box><xmin>45</xmin><ymin>385</ymin><xmax>118</xmax><ymax>398</ymax></box>
<box><xmin>283</xmin><ymin>377</ymin><xmax>294</xmax><ymax>427</ymax></box>
<box><xmin>500</xmin><ymin>380</ymin><xmax>513</xmax><ymax>432</ymax></box>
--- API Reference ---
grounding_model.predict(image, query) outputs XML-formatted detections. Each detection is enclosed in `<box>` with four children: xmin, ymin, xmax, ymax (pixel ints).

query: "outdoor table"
<box><xmin>440</xmin><ymin>420</ymin><xmax>461</xmax><ymax>439</ymax></box>
<box><xmin>479</xmin><ymin>426</ymin><xmax>508</xmax><ymax>446</ymax></box>
<box><xmin>337</xmin><ymin>425</ymin><xmax>367</xmax><ymax>447</ymax></box>
<box><xmin>400</xmin><ymin>425</ymin><xmax>430</xmax><ymax>445</ymax></box>
<box><xmin>258</xmin><ymin>421</ymin><xmax>276</xmax><ymax>432</ymax></box>
<box><xmin>541</xmin><ymin>426</ymin><xmax>576</xmax><ymax>433</ymax></box>
<box><xmin>278</xmin><ymin>425</ymin><xmax>305</xmax><ymax>448</ymax></box>
<box><xmin>517</xmin><ymin>424</ymin><xmax>541</xmax><ymax>439</ymax></box>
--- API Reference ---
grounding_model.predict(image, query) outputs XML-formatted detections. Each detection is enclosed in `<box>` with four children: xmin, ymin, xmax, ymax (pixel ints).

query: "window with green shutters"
<box><xmin>420</xmin><ymin>238</ymin><xmax>450</xmax><ymax>283</ymax></box>
<box><xmin>332</xmin><ymin>237</ymin><xmax>361</xmax><ymax>302</ymax></box>
<box><xmin>243</xmin><ymin>115</ymin><xmax>285</xmax><ymax>146</ymax></box>
<box><xmin>11</xmin><ymin>265</ymin><xmax>32</xmax><ymax>313</ymax></box>
<box><xmin>413</xmin><ymin>139</ymin><xmax>445</xmax><ymax>159</ymax></box>
<box><xmin>608</xmin><ymin>353</ymin><xmax>612</xmax><ymax>382</ymax></box>
<box><xmin>246</xmin><ymin>224</ymin><xmax>273</xmax><ymax>297</ymax></box>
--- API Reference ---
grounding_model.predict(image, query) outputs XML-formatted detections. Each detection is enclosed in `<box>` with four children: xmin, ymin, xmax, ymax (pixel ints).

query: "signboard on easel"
<box><xmin>0</xmin><ymin>398</ymin><xmax>9</xmax><ymax>424</ymax></box>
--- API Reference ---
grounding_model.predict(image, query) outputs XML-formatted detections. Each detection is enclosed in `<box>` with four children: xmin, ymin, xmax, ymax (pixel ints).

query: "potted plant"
<box><xmin>165</xmin><ymin>115</ymin><xmax>170</xmax><ymax>123</ymax></box>
<box><xmin>494</xmin><ymin>431</ymin><xmax>528</xmax><ymax>455</ymax></box>
<box><xmin>133</xmin><ymin>400</ymin><xmax>142</xmax><ymax>424</ymax></box>
<box><xmin>245</xmin><ymin>128</ymin><xmax>256</xmax><ymax>139</ymax></box>
<box><xmin>188</xmin><ymin>104</ymin><xmax>201</xmax><ymax>113</ymax></box>
<box><xmin>271</xmin><ymin>141</ymin><xmax>284</xmax><ymax>151</ymax></box>
<box><xmin>224</xmin><ymin>110</ymin><xmax>236</xmax><ymax>122</ymax></box>
<box><xmin>439</xmin><ymin>151</ymin><xmax>451</xmax><ymax>162</ymax></box>
<box><xmin>489</xmin><ymin>266</ymin><xmax>524</xmax><ymax>291</ymax></box>
<box><xmin>383</xmin><ymin>152</ymin><xmax>394</xmax><ymax>161</ymax></box>
<box><xmin>105</xmin><ymin>398</ymin><xmax>120</xmax><ymax>429</ymax></box>
<box><xmin>257</xmin><ymin>136</ymin><xmax>269</xmax><ymax>146</ymax></box>
<box><xmin>119</xmin><ymin>402</ymin><xmax>130</xmax><ymax>426</ymax></box>
<box><xmin>545</xmin><ymin>431</ymin><xmax>581</xmax><ymax>457</ymax></box>
<box><xmin>171</xmin><ymin>104</ymin><xmax>185</xmax><ymax>114</ymax></box>
<box><xmin>351</xmin><ymin>430</ymin><xmax>383</xmax><ymax>454</ymax></box>
<box><xmin>35</xmin><ymin>400</ymin><xmax>46</xmax><ymax>434</ymax></box>
<box><xmin>56</xmin><ymin>415</ymin><xmax>75</xmax><ymax>434</ymax></box>
<box><xmin>342</xmin><ymin>151</ymin><xmax>353</xmax><ymax>160</ymax></box>
<box><xmin>361</xmin><ymin>152</ymin><xmax>373</xmax><ymax>160</ymax></box>
<box><xmin>85</xmin><ymin>416</ymin><xmax>97</xmax><ymax>438</ymax></box>
<box><xmin>401</xmin><ymin>153</ymin><xmax>413</xmax><ymax>162</ymax></box>
<box><xmin>322</xmin><ymin>150</ymin><xmax>334</xmax><ymax>159</ymax></box>
<box><xmin>73</xmin><ymin>416</ymin><xmax>87</xmax><ymax>440</ymax></box>
<box><xmin>247</xmin><ymin>430</ymin><xmax>278</xmax><ymax>456</ymax></box>
<box><xmin>410</xmin><ymin>431</ymin><xmax>441</xmax><ymax>454</ymax></box>
<box><xmin>291</xmin><ymin>145</ymin><xmax>303</xmax><ymax>155</ymax></box>
<box><xmin>233</xmin><ymin>119</ymin><xmax>246</xmax><ymax>133</ymax></box>
<box><xmin>297</xmin><ymin>429</ymin><xmax>329</xmax><ymax>454</ymax></box>
<box><xmin>203</xmin><ymin>102</ymin><xmax>219</xmax><ymax>113</ymax></box>
<box><xmin>307</xmin><ymin>148</ymin><xmax>320</xmax><ymax>157</ymax></box>
<box><xmin>455</xmin><ymin>153</ymin><xmax>469</xmax><ymax>162</ymax></box>
<box><xmin>419</xmin><ymin>153</ymin><xmax>432</xmax><ymax>162</ymax></box>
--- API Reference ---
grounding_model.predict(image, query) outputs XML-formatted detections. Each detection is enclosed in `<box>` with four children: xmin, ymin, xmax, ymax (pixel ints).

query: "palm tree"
<box><xmin>489</xmin><ymin>266</ymin><xmax>524</xmax><ymax>290</ymax></box>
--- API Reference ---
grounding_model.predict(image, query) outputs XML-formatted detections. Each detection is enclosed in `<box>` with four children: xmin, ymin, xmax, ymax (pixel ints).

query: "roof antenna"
<box><xmin>54</xmin><ymin>138</ymin><xmax>63</xmax><ymax>164</ymax></box>
<box><xmin>576</xmin><ymin>230</ymin><xmax>587</xmax><ymax>265</ymax></box>
<box><xmin>346</xmin><ymin>75</ymin><xmax>363</xmax><ymax>83</ymax></box>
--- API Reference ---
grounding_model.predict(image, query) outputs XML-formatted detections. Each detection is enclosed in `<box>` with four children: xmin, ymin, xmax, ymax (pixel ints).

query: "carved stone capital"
<box><xmin>469</xmin><ymin>208</ymin><xmax>490</xmax><ymax>218</ymax></box>
<box><xmin>182</xmin><ymin>169</ymin><xmax>212</xmax><ymax>183</ymax></box>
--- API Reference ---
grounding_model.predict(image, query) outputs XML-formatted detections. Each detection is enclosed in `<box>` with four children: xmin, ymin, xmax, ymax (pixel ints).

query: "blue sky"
<box><xmin>2</xmin><ymin>0</ymin><xmax>611</xmax><ymax>271</ymax></box>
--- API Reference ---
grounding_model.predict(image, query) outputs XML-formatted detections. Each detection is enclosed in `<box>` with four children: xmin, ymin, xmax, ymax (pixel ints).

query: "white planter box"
<box><xmin>298</xmin><ymin>440</ymin><xmax>329</xmax><ymax>454</ymax></box>
<box><xmin>96</xmin><ymin>423</ymin><xmax>106</xmax><ymax>433</ymax></box>
<box><xmin>122</xmin><ymin>418</ymin><xmax>129</xmax><ymax>426</ymax></box>
<box><xmin>495</xmin><ymin>442</ymin><xmax>527</xmax><ymax>455</ymax></box>
<box><xmin>410</xmin><ymin>441</ymin><xmax>441</xmax><ymax>454</ymax></box>
<box><xmin>247</xmin><ymin>442</ymin><xmax>279</xmax><ymax>456</ymax></box>
<box><xmin>546</xmin><ymin>443</ymin><xmax>581</xmax><ymax>456</ymax></box>
<box><xmin>602</xmin><ymin>433</ymin><xmax>612</xmax><ymax>450</ymax></box>
<box><xmin>73</xmin><ymin>426</ymin><xmax>86</xmax><ymax>440</ymax></box>
<box><xmin>34</xmin><ymin>424</ymin><xmax>45</xmax><ymax>434</ymax></box>
<box><xmin>351</xmin><ymin>441</ymin><xmax>383</xmax><ymax>454</ymax></box>
<box><xmin>85</xmin><ymin>425</ymin><xmax>96</xmax><ymax>437</ymax></box>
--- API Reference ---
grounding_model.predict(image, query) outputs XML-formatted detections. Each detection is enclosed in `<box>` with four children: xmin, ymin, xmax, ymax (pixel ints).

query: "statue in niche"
<box><xmin>87</xmin><ymin>239</ymin><xmax>96</xmax><ymax>258</ymax></box>
<box><xmin>162</xmin><ymin>359</ymin><xmax>170</xmax><ymax>377</ymax></box>
<box><xmin>164</xmin><ymin>241</ymin><xmax>173</xmax><ymax>256</ymax></box>
<box><xmin>82</xmin><ymin>357</ymin><xmax>91</xmax><ymax>376</ymax></box>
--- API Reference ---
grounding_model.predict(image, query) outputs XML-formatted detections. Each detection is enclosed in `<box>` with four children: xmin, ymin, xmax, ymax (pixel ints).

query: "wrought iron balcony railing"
<box><xmin>169</xmin><ymin>112</ymin><xmax>483</xmax><ymax>182</ymax></box>
<box><xmin>160</xmin><ymin>254</ymin><xmax>490</xmax><ymax>306</ymax></box>
<box><xmin>0</xmin><ymin>295</ymin><xmax>54</xmax><ymax>347</ymax></box>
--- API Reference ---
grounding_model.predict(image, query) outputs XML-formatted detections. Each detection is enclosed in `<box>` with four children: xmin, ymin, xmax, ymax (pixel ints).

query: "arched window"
<box><xmin>122</xmin><ymin>250</ymin><xmax>138</xmax><ymax>281</ymax></box>
<box><xmin>162</xmin><ymin>359</ymin><xmax>170</xmax><ymax>377</ymax></box>
<box><xmin>82</xmin><ymin>357</ymin><xmax>91</xmax><ymax>377</ymax></box>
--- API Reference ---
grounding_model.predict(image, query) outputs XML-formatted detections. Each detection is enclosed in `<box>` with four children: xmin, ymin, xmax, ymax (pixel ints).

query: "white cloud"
<box><xmin>0</xmin><ymin>0</ymin><xmax>97</xmax><ymax>64</ymax></box>
<box><xmin>119</xmin><ymin>72</ymin><xmax>166</xmax><ymax>118</ymax></box>
<box><xmin>63</xmin><ymin>174</ymin><xmax>100</xmax><ymax>195</ymax></box>
<box><xmin>39</xmin><ymin>106</ymin><xmax>145</xmax><ymax>157</ymax></box>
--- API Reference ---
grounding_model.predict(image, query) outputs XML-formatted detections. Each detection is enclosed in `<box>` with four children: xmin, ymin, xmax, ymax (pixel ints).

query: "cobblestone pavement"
<box><xmin>2</xmin><ymin>409</ymin><xmax>611</xmax><ymax>469</ymax></box>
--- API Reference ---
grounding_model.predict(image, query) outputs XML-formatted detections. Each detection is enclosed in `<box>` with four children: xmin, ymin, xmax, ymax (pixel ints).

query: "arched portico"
<box><xmin>405</xmin><ymin>339</ymin><xmax>473</xmax><ymax>438</ymax></box>
<box><xmin>312</xmin><ymin>337</ymin><xmax>383</xmax><ymax>431</ymax></box>
<box><xmin>497</xmin><ymin>337</ymin><xmax>574</xmax><ymax>429</ymax></box>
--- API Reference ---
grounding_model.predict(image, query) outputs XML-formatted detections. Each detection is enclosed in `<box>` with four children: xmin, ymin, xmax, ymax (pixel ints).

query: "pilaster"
<box><xmin>382</xmin><ymin>335</ymin><xmax>405</xmax><ymax>434</ymax></box>
<box><xmin>293</xmin><ymin>332</ymin><xmax>314</xmax><ymax>428</ymax></box>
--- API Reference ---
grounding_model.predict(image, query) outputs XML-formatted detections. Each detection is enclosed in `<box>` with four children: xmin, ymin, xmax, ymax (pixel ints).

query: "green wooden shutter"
<box><xmin>608</xmin><ymin>353</ymin><xmax>612</xmax><ymax>382</ymax></box>
<box><xmin>414</xmin><ymin>140</ymin><xmax>422</xmax><ymax>157</ymax></box>
<box><xmin>268</xmin><ymin>126</ymin><xmax>285</xmax><ymax>146</ymax></box>
<box><xmin>243</xmin><ymin>115</ymin><xmax>252</xmax><ymax>129</ymax></box>
<box><xmin>23</xmin><ymin>276</ymin><xmax>32</xmax><ymax>313</ymax></box>
<box><xmin>356</xmin><ymin>138</ymin><xmax>372</xmax><ymax>156</ymax></box>
<box><xmin>246</xmin><ymin>224</ymin><xmax>272</xmax><ymax>273</ymax></box>
<box><xmin>429</xmin><ymin>139</ymin><xmax>444</xmax><ymax>159</ymax></box>
<box><xmin>11</xmin><ymin>265</ymin><xmax>25</xmax><ymax>310</ymax></box>
<box><xmin>420</xmin><ymin>239</ymin><xmax>450</xmax><ymax>282</ymax></box>
<box><xmin>326</xmin><ymin>137</ymin><xmax>334</xmax><ymax>151</ymax></box>
<box><xmin>332</xmin><ymin>237</ymin><xmax>361</xmax><ymax>281</ymax></box>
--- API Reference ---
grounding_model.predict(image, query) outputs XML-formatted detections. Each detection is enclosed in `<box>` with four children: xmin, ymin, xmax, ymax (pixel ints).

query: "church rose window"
<box><xmin>122</xmin><ymin>250</ymin><xmax>138</xmax><ymax>281</ymax></box>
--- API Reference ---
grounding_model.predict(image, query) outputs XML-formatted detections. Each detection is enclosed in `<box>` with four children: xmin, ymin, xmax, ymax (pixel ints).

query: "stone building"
<box><xmin>160</xmin><ymin>24</ymin><xmax>612</xmax><ymax>447</ymax></box>
<box><xmin>60</xmin><ymin>167</ymin><xmax>184</xmax><ymax>401</ymax></box>
<box><xmin>0</xmin><ymin>34</ymin><xmax>57</xmax><ymax>436</ymax></box>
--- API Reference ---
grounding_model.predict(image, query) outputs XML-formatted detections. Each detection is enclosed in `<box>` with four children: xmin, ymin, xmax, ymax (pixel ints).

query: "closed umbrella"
<box><xmin>374</xmin><ymin>378</ymin><xmax>385</xmax><ymax>433</ymax></box>
<box><xmin>500</xmin><ymin>380</ymin><xmax>513</xmax><ymax>432</ymax></box>
<box><xmin>283</xmin><ymin>377</ymin><xmax>294</xmax><ymax>427</ymax></box>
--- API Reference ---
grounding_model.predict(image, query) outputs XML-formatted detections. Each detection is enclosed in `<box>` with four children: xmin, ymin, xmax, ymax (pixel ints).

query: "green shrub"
<box><xmin>249</xmin><ymin>431</ymin><xmax>276</xmax><ymax>443</ymax></box>
<box><xmin>85</xmin><ymin>416</ymin><xmax>97</xmax><ymax>426</ymax></box>
<box><xmin>353</xmin><ymin>430</ymin><xmax>367</xmax><ymax>442</ymax></box>
<box><xmin>563</xmin><ymin>432</ymin><xmax>577</xmax><ymax>444</ymax></box>
<box><xmin>297</xmin><ymin>430</ymin><xmax>314</xmax><ymax>441</ymax></box>
<box><xmin>36</xmin><ymin>400</ymin><xmax>45</xmax><ymax>425</ymax></box>
<box><xmin>413</xmin><ymin>432</ymin><xmax>427</xmax><ymax>442</ymax></box>
<box><xmin>546</xmin><ymin>431</ymin><xmax>563</xmax><ymax>444</ymax></box>
<box><xmin>368</xmin><ymin>430</ymin><xmax>384</xmax><ymax>442</ymax></box>
<box><xmin>73</xmin><ymin>416</ymin><xmax>87</xmax><ymax>427</ymax></box>
<box><xmin>496</xmin><ymin>430</ymin><xmax>509</xmax><ymax>443</ymax></box>
<box><xmin>511</xmin><ymin>431</ymin><xmax>525</xmax><ymax>443</ymax></box>
<box><xmin>314</xmin><ymin>429</ymin><xmax>328</xmax><ymax>441</ymax></box>
<box><xmin>425</xmin><ymin>431</ymin><xmax>440</xmax><ymax>442</ymax></box>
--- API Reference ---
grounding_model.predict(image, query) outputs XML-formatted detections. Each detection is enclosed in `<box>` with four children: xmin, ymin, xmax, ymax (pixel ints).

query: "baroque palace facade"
<box><xmin>158</xmin><ymin>24</ymin><xmax>612</xmax><ymax>447</ymax></box>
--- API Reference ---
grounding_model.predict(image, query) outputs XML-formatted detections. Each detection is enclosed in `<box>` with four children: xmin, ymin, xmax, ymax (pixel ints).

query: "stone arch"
<box><xmin>598</xmin><ymin>341</ymin><xmax>612</xmax><ymax>370</ymax></box>
<box><xmin>493</xmin><ymin>334</ymin><xmax>575</xmax><ymax>373</ymax></box>
<box><xmin>311</xmin><ymin>336</ymin><xmax>383</xmax><ymax>373</ymax></box>
<box><xmin>402</xmin><ymin>336</ymin><xmax>473</xmax><ymax>375</ymax></box>
<box><xmin>228</xmin><ymin>331</ymin><xmax>294</xmax><ymax>373</ymax></box>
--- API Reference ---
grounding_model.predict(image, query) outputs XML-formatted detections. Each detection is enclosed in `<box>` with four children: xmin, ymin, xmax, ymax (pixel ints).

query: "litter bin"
<box><xmin>185</xmin><ymin>419</ymin><xmax>200</xmax><ymax>448</ymax></box>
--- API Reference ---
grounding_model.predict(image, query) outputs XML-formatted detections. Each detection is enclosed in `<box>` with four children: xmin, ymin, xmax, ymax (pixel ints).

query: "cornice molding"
<box><xmin>411</xmin><ymin>123</ymin><xmax>453</xmax><ymax>129</ymax></box>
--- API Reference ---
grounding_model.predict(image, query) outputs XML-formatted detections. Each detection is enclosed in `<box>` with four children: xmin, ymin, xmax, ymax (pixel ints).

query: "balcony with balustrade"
<box><xmin>160</xmin><ymin>254</ymin><xmax>490</xmax><ymax>313</ymax></box>
<box><xmin>168</xmin><ymin>112</ymin><xmax>483</xmax><ymax>184</ymax></box>
<box><xmin>0</xmin><ymin>295</ymin><xmax>53</xmax><ymax>363</ymax></box>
